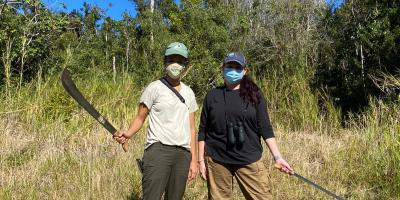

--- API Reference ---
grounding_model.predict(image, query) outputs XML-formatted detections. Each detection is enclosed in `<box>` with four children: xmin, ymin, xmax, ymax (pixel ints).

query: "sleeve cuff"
<box><xmin>198</xmin><ymin>131</ymin><xmax>205</xmax><ymax>141</ymax></box>
<box><xmin>139</xmin><ymin>100</ymin><xmax>151</xmax><ymax>110</ymax></box>
<box><xmin>261</xmin><ymin>134</ymin><xmax>275</xmax><ymax>141</ymax></box>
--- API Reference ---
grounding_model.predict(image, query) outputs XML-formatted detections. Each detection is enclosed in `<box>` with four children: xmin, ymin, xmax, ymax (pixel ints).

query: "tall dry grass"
<box><xmin>0</xmin><ymin>70</ymin><xmax>399</xmax><ymax>199</ymax></box>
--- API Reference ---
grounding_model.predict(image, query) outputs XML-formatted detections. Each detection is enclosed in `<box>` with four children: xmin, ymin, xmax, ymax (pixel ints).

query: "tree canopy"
<box><xmin>1</xmin><ymin>0</ymin><xmax>399</xmax><ymax>115</ymax></box>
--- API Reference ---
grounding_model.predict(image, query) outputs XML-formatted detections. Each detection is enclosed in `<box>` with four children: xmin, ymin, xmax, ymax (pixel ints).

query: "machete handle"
<box><xmin>275</xmin><ymin>163</ymin><xmax>282</xmax><ymax>169</ymax></box>
<box><xmin>275</xmin><ymin>163</ymin><xmax>295</xmax><ymax>175</ymax></box>
<box><xmin>113</xmin><ymin>131</ymin><xmax>128</xmax><ymax>152</ymax></box>
<box><xmin>122</xmin><ymin>142</ymin><xmax>128</xmax><ymax>152</ymax></box>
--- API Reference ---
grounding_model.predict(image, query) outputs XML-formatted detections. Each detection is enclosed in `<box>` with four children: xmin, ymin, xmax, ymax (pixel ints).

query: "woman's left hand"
<box><xmin>199</xmin><ymin>160</ymin><xmax>207</xmax><ymax>180</ymax></box>
<box><xmin>275</xmin><ymin>158</ymin><xmax>294</xmax><ymax>175</ymax></box>
<box><xmin>187</xmin><ymin>161</ymin><xmax>198</xmax><ymax>182</ymax></box>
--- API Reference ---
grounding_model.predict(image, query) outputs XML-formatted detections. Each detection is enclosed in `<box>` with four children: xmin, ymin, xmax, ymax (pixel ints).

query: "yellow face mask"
<box><xmin>166</xmin><ymin>62</ymin><xmax>185</xmax><ymax>79</ymax></box>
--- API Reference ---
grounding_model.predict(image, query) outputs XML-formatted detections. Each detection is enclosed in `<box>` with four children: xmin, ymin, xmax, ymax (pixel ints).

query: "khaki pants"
<box><xmin>206</xmin><ymin>157</ymin><xmax>273</xmax><ymax>200</ymax></box>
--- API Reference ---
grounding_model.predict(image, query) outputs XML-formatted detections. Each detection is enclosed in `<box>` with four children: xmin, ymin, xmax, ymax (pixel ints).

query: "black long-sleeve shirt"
<box><xmin>198</xmin><ymin>87</ymin><xmax>275</xmax><ymax>165</ymax></box>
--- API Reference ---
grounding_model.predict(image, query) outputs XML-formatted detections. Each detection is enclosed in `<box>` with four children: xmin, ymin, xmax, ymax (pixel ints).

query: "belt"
<box><xmin>153</xmin><ymin>142</ymin><xmax>189</xmax><ymax>151</ymax></box>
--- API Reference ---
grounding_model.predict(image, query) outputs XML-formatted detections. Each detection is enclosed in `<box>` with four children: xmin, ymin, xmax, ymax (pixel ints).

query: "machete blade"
<box><xmin>61</xmin><ymin>68</ymin><xmax>127</xmax><ymax>151</ymax></box>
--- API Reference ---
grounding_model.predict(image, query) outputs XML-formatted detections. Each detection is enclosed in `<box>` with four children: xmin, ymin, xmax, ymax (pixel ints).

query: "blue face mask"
<box><xmin>223</xmin><ymin>68</ymin><xmax>243</xmax><ymax>84</ymax></box>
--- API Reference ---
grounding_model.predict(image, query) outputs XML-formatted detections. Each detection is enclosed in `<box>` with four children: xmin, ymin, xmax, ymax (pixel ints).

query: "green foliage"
<box><xmin>0</xmin><ymin>0</ymin><xmax>68</xmax><ymax>87</ymax></box>
<box><xmin>344</xmin><ymin>99</ymin><xmax>400</xmax><ymax>198</ymax></box>
<box><xmin>3</xmin><ymin>144</ymin><xmax>38</xmax><ymax>167</ymax></box>
<box><xmin>315</xmin><ymin>0</ymin><xmax>400</xmax><ymax>114</ymax></box>
<box><xmin>0</xmin><ymin>0</ymin><xmax>399</xmax><ymax>199</ymax></box>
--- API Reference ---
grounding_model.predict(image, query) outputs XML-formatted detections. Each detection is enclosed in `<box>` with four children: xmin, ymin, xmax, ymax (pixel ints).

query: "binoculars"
<box><xmin>227</xmin><ymin>121</ymin><xmax>245</xmax><ymax>146</ymax></box>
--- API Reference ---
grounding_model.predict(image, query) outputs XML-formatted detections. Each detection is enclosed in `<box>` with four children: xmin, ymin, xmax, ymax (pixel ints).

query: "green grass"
<box><xmin>0</xmin><ymin>71</ymin><xmax>399</xmax><ymax>199</ymax></box>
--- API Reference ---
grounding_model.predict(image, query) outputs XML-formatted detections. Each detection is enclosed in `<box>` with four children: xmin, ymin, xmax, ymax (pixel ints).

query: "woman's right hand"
<box><xmin>199</xmin><ymin>160</ymin><xmax>207</xmax><ymax>180</ymax></box>
<box><xmin>113</xmin><ymin>131</ymin><xmax>128</xmax><ymax>144</ymax></box>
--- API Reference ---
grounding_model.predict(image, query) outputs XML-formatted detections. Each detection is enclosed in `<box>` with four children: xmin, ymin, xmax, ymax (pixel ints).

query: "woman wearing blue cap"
<box><xmin>197</xmin><ymin>52</ymin><xmax>293</xmax><ymax>199</ymax></box>
<box><xmin>114</xmin><ymin>42</ymin><xmax>198</xmax><ymax>199</ymax></box>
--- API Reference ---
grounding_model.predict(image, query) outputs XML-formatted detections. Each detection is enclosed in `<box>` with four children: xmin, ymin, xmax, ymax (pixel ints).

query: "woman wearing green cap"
<box><xmin>197</xmin><ymin>52</ymin><xmax>293</xmax><ymax>199</ymax></box>
<box><xmin>114</xmin><ymin>42</ymin><xmax>198</xmax><ymax>199</ymax></box>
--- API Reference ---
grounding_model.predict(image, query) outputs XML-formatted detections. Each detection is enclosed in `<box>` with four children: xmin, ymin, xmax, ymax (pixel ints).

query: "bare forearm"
<box><xmin>126</xmin><ymin>117</ymin><xmax>145</xmax><ymax>138</ymax></box>
<box><xmin>266</xmin><ymin>137</ymin><xmax>294</xmax><ymax>173</ymax></box>
<box><xmin>188</xmin><ymin>112</ymin><xmax>197</xmax><ymax>162</ymax></box>
<box><xmin>265</xmin><ymin>137</ymin><xmax>282</xmax><ymax>160</ymax></box>
<box><xmin>198</xmin><ymin>141</ymin><xmax>205</xmax><ymax>161</ymax></box>
<box><xmin>190</xmin><ymin>130</ymin><xmax>197</xmax><ymax>161</ymax></box>
<box><xmin>125</xmin><ymin>104</ymin><xmax>149</xmax><ymax>138</ymax></box>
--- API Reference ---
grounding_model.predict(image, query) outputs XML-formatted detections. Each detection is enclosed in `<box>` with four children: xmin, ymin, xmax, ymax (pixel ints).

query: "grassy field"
<box><xmin>0</xmin><ymin>71</ymin><xmax>399</xmax><ymax>200</ymax></box>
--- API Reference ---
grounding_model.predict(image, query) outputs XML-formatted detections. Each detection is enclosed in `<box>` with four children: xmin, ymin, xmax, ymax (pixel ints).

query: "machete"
<box><xmin>61</xmin><ymin>68</ymin><xmax>127</xmax><ymax>152</ymax></box>
<box><xmin>276</xmin><ymin>164</ymin><xmax>345</xmax><ymax>200</ymax></box>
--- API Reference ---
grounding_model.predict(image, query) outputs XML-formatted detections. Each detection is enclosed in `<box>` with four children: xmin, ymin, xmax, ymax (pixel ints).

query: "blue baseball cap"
<box><xmin>223</xmin><ymin>52</ymin><xmax>246</xmax><ymax>67</ymax></box>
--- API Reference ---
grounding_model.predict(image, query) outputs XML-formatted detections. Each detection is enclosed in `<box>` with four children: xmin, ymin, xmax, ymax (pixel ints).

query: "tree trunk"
<box><xmin>2</xmin><ymin>37</ymin><xmax>13</xmax><ymax>98</ymax></box>
<box><xmin>0</xmin><ymin>1</ymin><xmax>7</xmax><ymax>17</ymax></box>
<box><xmin>113</xmin><ymin>56</ymin><xmax>116</xmax><ymax>83</ymax></box>
<box><xmin>361</xmin><ymin>44</ymin><xmax>365</xmax><ymax>91</ymax></box>
<box><xmin>19</xmin><ymin>36</ymin><xmax>27</xmax><ymax>89</ymax></box>
<box><xmin>105</xmin><ymin>33</ymin><xmax>108</xmax><ymax>62</ymax></box>
<box><xmin>150</xmin><ymin>0</ymin><xmax>154</xmax><ymax>46</ymax></box>
<box><xmin>125</xmin><ymin>40</ymin><xmax>130</xmax><ymax>73</ymax></box>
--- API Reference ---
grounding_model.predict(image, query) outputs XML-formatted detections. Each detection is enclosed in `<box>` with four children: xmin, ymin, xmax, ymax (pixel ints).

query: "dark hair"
<box><xmin>239</xmin><ymin>75</ymin><xmax>261</xmax><ymax>105</ymax></box>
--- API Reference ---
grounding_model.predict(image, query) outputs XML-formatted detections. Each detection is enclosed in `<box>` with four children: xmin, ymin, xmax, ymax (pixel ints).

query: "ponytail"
<box><xmin>239</xmin><ymin>75</ymin><xmax>261</xmax><ymax>105</ymax></box>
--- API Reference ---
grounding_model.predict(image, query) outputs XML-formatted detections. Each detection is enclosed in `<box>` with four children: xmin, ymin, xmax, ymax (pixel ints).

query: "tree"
<box><xmin>314</xmin><ymin>0</ymin><xmax>400</xmax><ymax>114</ymax></box>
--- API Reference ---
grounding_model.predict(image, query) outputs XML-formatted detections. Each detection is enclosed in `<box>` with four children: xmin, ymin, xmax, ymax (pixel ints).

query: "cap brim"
<box><xmin>224</xmin><ymin>59</ymin><xmax>245</xmax><ymax>67</ymax></box>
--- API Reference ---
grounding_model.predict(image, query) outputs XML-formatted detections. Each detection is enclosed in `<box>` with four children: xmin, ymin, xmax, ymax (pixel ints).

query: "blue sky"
<box><xmin>44</xmin><ymin>0</ymin><xmax>343</xmax><ymax>21</ymax></box>
<box><xmin>44</xmin><ymin>0</ymin><xmax>138</xmax><ymax>20</ymax></box>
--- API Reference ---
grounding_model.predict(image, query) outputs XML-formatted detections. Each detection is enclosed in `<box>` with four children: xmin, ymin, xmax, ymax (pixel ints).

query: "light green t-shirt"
<box><xmin>140</xmin><ymin>80</ymin><xmax>198</xmax><ymax>150</ymax></box>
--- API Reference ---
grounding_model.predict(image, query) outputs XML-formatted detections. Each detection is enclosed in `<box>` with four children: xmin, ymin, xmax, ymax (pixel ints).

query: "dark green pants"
<box><xmin>142</xmin><ymin>142</ymin><xmax>191</xmax><ymax>200</ymax></box>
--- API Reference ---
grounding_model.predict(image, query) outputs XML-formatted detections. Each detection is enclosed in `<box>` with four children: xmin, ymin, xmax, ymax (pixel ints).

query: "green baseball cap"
<box><xmin>164</xmin><ymin>42</ymin><xmax>188</xmax><ymax>59</ymax></box>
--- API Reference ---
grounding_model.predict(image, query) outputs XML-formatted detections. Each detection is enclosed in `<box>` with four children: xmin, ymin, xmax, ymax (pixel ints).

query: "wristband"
<box><xmin>274</xmin><ymin>155</ymin><xmax>282</xmax><ymax>161</ymax></box>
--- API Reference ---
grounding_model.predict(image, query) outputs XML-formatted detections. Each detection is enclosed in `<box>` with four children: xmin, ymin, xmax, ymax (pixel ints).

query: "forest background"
<box><xmin>0</xmin><ymin>0</ymin><xmax>399</xmax><ymax>199</ymax></box>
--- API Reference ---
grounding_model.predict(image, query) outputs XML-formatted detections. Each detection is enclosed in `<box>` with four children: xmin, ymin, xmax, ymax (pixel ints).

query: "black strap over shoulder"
<box><xmin>160</xmin><ymin>77</ymin><xmax>185</xmax><ymax>104</ymax></box>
